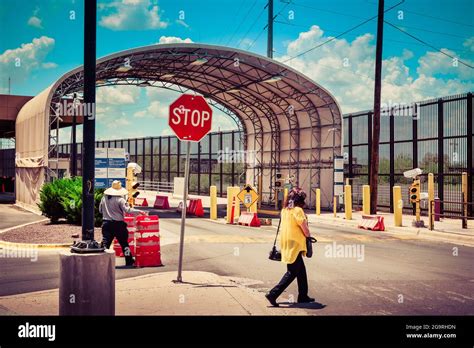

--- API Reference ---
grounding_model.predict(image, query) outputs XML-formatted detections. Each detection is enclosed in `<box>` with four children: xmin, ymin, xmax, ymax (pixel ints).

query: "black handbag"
<box><xmin>268</xmin><ymin>217</ymin><xmax>282</xmax><ymax>261</ymax></box>
<box><xmin>306</xmin><ymin>237</ymin><xmax>317</xmax><ymax>258</ymax></box>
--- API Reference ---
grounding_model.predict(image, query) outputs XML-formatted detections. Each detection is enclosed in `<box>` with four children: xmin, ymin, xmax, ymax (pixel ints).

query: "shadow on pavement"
<box><xmin>279</xmin><ymin>301</ymin><xmax>327</xmax><ymax>310</ymax></box>
<box><xmin>171</xmin><ymin>280</ymin><xmax>238</xmax><ymax>289</ymax></box>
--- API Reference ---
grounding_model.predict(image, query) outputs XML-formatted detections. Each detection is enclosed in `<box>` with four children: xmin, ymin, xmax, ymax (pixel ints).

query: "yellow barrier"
<box><xmin>316</xmin><ymin>188</ymin><xmax>321</xmax><ymax>215</ymax></box>
<box><xmin>233</xmin><ymin>186</ymin><xmax>241</xmax><ymax>219</ymax></box>
<box><xmin>393</xmin><ymin>186</ymin><xmax>402</xmax><ymax>227</ymax></box>
<box><xmin>344</xmin><ymin>185</ymin><xmax>352</xmax><ymax>220</ymax></box>
<box><xmin>333</xmin><ymin>196</ymin><xmax>337</xmax><ymax>217</ymax></box>
<box><xmin>210</xmin><ymin>185</ymin><xmax>217</xmax><ymax>220</ymax></box>
<box><xmin>428</xmin><ymin>173</ymin><xmax>434</xmax><ymax>230</ymax></box>
<box><xmin>362</xmin><ymin>185</ymin><xmax>370</xmax><ymax>215</ymax></box>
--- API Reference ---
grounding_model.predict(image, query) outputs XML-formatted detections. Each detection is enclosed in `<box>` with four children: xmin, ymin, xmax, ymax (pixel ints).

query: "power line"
<box><xmin>237</xmin><ymin>5</ymin><xmax>267</xmax><ymax>49</ymax></box>
<box><xmin>246</xmin><ymin>0</ymin><xmax>292</xmax><ymax>51</ymax></box>
<box><xmin>392</xmin><ymin>23</ymin><xmax>472</xmax><ymax>40</ymax></box>
<box><xmin>282</xmin><ymin>16</ymin><xmax>376</xmax><ymax>63</ymax></box>
<box><xmin>281</xmin><ymin>0</ymin><xmax>404</xmax><ymax>63</ymax></box>
<box><xmin>275</xmin><ymin>19</ymin><xmax>470</xmax><ymax>53</ymax></box>
<box><xmin>289</xmin><ymin>0</ymin><xmax>366</xmax><ymax>19</ymax></box>
<box><xmin>403</xmin><ymin>9</ymin><xmax>474</xmax><ymax>28</ymax></box>
<box><xmin>225</xmin><ymin>0</ymin><xmax>257</xmax><ymax>47</ymax></box>
<box><xmin>385</xmin><ymin>20</ymin><xmax>474</xmax><ymax>69</ymax></box>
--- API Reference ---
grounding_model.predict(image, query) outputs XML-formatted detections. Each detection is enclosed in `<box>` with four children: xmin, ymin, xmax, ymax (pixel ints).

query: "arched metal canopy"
<box><xmin>16</xmin><ymin>43</ymin><xmax>342</xmax><ymax>209</ymax></box>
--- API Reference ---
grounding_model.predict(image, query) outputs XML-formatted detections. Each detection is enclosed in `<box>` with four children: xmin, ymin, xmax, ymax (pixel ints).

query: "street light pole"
<box><xmin>71</xmin><ymin>0</ymin><xmax>103</xmax><ymax>253</ymax></box>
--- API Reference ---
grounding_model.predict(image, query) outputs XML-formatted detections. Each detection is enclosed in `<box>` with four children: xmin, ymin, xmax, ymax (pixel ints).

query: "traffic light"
<box><xmin>126</xmin><ymin>163</ymin><xmax>142</xmax><ymax>206</ymax></box>
<box><xmin>275</xmin><ymin>172</ymin><xmax>283</xmax><ymax>188</ymax></box>
<box><xmin>409</xmin><ymin>179</ymin><xmax>420</xmax><ymax>204</ymax></box>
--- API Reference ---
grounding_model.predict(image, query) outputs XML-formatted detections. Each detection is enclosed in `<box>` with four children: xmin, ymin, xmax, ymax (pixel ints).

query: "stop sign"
<box><xmin>169</xmin><ymin>94</ymin><xmax>213</xmax><ymax>142</ymax></box>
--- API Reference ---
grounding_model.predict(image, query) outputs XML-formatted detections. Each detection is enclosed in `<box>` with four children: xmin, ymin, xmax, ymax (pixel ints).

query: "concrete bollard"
<box><xmin>210</xmin><ymin>185</ymin><xmax>217</xmax><ymax>220</ymax></box>
<box><xmin>393</xmin><ymin>186</ymin><xmax>402</xmax><ymax>227</ymax></box>
<box><xmin>362</xmin><ymin>185</ymin><xmax>370</xmax><ymax>215</ymax></box>
<box><xmin>428</xmin><ymin>173</ymin><xmax>435</xmax><ymax>230</ymax></box>
<box><xmin>316</xmin><ymin>188</ymin><xmax>321</xmax><ymax>216</ymax></box>
<box><xmin>233</xmin><ymin>186</ymin><xmax>241</xmax><ymax>219</ymax></box>
<box><xmin>344</xmin><ymin>185</ymin><xmax>352</xmax><ymax>220</ymax></box>
<box><xmin>59</xmin><ymin>250</ymin><xmax>115</xmax><ymax>316</ymax></box>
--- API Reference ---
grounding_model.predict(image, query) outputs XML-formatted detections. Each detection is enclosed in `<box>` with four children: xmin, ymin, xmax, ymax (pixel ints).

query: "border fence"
<box><xmin>343</xmin><ymin>92</ymin><xmax>473</xmax><ymax>216</ymax></box>
<box><xmin>54</xmin><ymin>130</ymin><xmax>245</xmax><ymax>198</ymax></box>
<box><xmin>1</xmin><ymin>93</ymin><xmax>472</xmax><ymax>215</ymax></box>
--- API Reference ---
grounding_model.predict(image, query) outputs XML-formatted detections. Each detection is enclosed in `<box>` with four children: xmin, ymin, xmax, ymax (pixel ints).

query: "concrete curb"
<box><xmin>0</xmin><ymin>240</ymin><xmax>71</xmax><ymax>249</ymax></box>
<box><xmin>309</xmin><ymin>216</ymin><xmax>474</xmax><ymax>247</ymax></box>
<box><xmin>0</xmin><ymin>218</ymin><xmax>49</xmax><ymax>235</ymax></box>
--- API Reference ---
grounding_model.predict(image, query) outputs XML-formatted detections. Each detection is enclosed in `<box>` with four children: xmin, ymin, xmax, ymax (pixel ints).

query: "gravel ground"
<box><xmin>0</xmin><ymin>220</ymin><xmax>103</xmax><ymax>244</ymax></box>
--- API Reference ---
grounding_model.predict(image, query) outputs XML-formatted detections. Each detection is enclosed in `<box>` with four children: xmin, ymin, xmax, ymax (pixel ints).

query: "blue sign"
<box><xmin>108</xmin><ymin>158</ymin><xmax>126</xmax><ymax>168</ymax></box>
<box><xmin>95</xmin><ymin>158</ymin><xmax>108</xmax><ymax>168</ymax></box>
<box><xmin>95</xmin><ymin>178</ymin><xmax>108</xmax><ymax>189</ymax></box>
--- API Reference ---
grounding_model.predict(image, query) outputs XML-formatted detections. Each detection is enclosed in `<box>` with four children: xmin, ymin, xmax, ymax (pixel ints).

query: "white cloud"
<box><xmin>277</xmin><ymin>25</ymin><xmax>474</xmax><ymax>113</ymax></box>
<box><xmin>157</xmin><ymin>36</ymin><xmax>193</xmax><ymax>44</ymax></box>
<box><xmin>27</xmin><ymin>16</ymin><xmax>43</xmax><ymax>29</ymax></box>
<box><xmin>96</xmin><ymin>85</ymin><xmax>140</xmax><ymax>105</ymax></box>
<box><xmin>27</xmin><ymin>7</ymin><xmax>43</xmax><ymax>29</ymax></box>
<box><xmin>42</xmin><ymin>62</ymin><xmax>57</xmax><ymax>69</ymax></box>
<box><xmin>463</xmin><ymin>36</ymin><xmax>474</xmax><ymax>53</ymax></box>
<box><xmin>0</xmin><ymin>36</ymin><xmax>55</xmax><ymax>88</ymax></box>
<box><xmin>99</xmin><ymin>0</ymin><xmax>168</xmax><ymax>31</ymax></box>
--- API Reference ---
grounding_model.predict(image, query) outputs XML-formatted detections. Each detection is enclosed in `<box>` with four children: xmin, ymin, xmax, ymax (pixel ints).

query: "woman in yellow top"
<box><xmin>265</xmin><ymin>188</ymin><xmax>314</xmax><ymax>306</ymax></box>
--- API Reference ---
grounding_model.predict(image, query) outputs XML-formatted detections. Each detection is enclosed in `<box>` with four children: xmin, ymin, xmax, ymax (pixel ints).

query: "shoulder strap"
<box><xmin>273</xmin><ymin>212</ymin><xmax>282</xmax><ymax>247</ymax></box>
<box><xmin>102</xmin><ymin>196</ymin><xmax>113</xmax><ymax>218</ymax></box>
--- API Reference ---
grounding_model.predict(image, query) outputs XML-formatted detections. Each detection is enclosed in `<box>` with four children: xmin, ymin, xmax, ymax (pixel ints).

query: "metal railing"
<box><xmin>139</xmin><ymin>181</ymin><xmax>174</xmax><ymax>193</ymax></box>
<box><xmin>429</xmin><ymin>200</ymin><xmax>474</xmax><ymax>230</ymax></box>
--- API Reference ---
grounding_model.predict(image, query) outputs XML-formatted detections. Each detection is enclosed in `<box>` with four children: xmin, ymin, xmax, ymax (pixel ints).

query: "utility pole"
<box><xmin>267</xmin><ymin>0</ymin><xmax>273</xmax><ymax>58</ymax></box>
<box><xmin>71</xmin><ymin>94</ymin><xmax>77</xmax><ymax>177</ymax></box>
<box><xmin>369</xmin><ymin>0</ymin><xmax>384</xmax><ymax>215</ymax></box>
<box><xmin>71</xmin><ymin>0</ymin><xmax>103</xmax><ymax>252</ymax></box>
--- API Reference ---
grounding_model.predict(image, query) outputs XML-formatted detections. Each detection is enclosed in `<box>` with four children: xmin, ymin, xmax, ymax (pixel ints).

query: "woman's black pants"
<box><xmin>269</xmin><ymin>252</ymin><xmax>308</xmax><ymax>301</ymax></box>
<box><xmin>102</xmin><ymin>220</ymin><xmax>134</xmax><ymax>265</ymax></box>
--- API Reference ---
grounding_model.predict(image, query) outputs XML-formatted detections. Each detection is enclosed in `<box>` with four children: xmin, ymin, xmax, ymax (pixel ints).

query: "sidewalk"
<box><xmin>0</xmin><ymin>271</ymin><xmax>305</xmax><ymax>316</ymax></box>
<box><xmin>307</xmin><ymin>210</ymin><xmax>474</xmax><ymax>246</ymax></box>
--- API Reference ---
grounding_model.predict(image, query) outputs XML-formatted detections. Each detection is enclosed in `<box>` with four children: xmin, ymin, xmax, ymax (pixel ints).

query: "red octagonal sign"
<box><xmin>169</xmin><ymin>94</ymin><xmax>213</xmax><ymax>142</ymax></box>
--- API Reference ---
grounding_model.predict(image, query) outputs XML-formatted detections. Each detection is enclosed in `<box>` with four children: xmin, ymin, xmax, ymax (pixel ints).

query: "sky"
<box><xmin>0</xmin><ymin>0</ymin><xmax>473</xmax><ymax>143</ymax></box>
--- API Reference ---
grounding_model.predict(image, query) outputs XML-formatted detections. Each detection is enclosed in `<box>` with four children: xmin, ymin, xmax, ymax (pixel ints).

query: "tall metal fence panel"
<box><xmin>54</xmin><ymin>130</ymin><xmax>245</xmax><ymax>197</ymax></box>
<box><xmin>343</xmin><ymin>92</ymin><xmax>473</xmax><ymax>216</ymax></box>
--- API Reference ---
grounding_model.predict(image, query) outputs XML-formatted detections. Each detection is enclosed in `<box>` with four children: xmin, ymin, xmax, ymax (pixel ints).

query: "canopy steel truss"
<box><xmin>47</xmin><ymin>44</ymin><xmax>341</xmax><ymax>203</ymax></box>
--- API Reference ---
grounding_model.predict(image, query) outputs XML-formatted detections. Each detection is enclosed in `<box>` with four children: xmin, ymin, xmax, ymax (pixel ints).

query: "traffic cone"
<box><xmin>229</xmin><ymin>196</ymin><xmax>236</xmax><ymax>224</ymax></box>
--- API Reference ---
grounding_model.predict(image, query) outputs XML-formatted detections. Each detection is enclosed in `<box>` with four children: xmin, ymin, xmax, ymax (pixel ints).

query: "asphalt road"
<box><xmin>1</xmin><ymin>216</ymin><xmax>473</xmax><ymax>315</ymax></box>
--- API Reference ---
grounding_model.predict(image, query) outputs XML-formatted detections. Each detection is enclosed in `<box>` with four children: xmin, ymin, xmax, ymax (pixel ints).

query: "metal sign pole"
<box><xmin>176</xmin><ymin>140</ymin><xmax>191</xmax><ymax>282</ymax></box>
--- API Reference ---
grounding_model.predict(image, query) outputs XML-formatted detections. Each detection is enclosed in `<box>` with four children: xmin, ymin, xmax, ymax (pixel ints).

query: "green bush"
<box><xmin>38</xmin><ymin>178</ymin><xmax>74</xmax><ymax>223</ymax></box>
<box><xmin>61</xmin><ymin>177</ymin><xmax>83</xmax><ymax>225</ymax></box>
<box><xmin>38</xmin><ymin>177</ymin><xmax>104</xmax><ymax>226</ymax></box>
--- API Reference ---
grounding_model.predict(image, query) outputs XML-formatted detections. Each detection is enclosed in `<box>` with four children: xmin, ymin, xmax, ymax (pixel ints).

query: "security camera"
<box><xmin>127</xmin><ymin>162</ymin><xmax>142</xmax><ymax>175</ymax></box>
<box><xmin>403</xmin><ymin>168</ymin><xmax>423</xmax><ymax>179</ymax></box>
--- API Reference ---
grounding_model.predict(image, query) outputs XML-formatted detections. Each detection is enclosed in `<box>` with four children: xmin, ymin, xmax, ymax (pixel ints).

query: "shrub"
<box><xmin>38</xmin><ymin>178</ymin><xmax>74</xmax><ymax>223</ymax></box>
<box><xmin>38</xmin><ymin>177</ymin><xmax>105</xmax><ymax>226</ymax></box>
